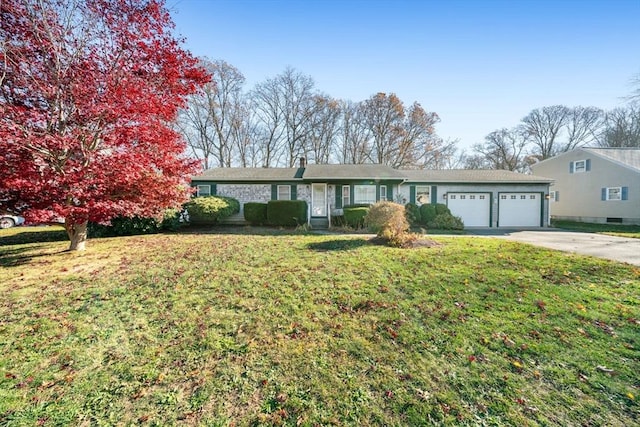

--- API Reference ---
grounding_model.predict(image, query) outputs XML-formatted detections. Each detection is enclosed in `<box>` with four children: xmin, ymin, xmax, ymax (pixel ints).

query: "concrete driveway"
<box><xmin>467</xmin><ymin>229</ymin><xmax>640</xmax><ymax>266</ymax></box>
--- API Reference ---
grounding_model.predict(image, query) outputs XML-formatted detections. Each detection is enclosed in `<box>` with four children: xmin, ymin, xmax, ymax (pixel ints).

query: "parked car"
<box><xmin>0</xmin><ymin>214</ymin><xmax>25</xmax><ymax>229</ymax></box>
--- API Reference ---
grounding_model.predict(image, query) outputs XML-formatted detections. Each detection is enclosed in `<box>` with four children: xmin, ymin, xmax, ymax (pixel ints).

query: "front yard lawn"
<box><xmin>553</xmin><ymin>220</ymin><xmax>640</xmax><ymax>239</ymax></box>
<box><xmin>1</xmin><ymin>227</ymin><xmax>639</xmax><ymax>425</ymax></box>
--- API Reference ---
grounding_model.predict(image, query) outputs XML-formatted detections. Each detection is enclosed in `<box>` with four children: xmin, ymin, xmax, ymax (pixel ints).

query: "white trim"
<box><xmin>606</xmin><ymin>187</ymin><xmax>622</xmax><ymax>201</ymax></box>
<box><xmin>354</xmin><ymin>184</ymin><xmax>376</xmax><ymax>204</ymax></box>
<box><xmin>380</xmin><ymin>185</ymin><xmax>387</xmax><ymax>201</ymax></box>
<box><xmin>197</xmin><ymin>185</ymin><xmax>211</xmax><ymax>197</ymax></box>
<box><xmin>574</xmin><ymin>159</ymin><xmax>587</xmax><ymax>173</ymax></box>
<box><xmin>415</xmin><ymin>185</ymin><xmax>430</xmax><ymax>205</ymax></box>
<box><xmin>277</xmin><ymin>185</ymin><xmax>291</xmax><ymax>200</ymax></box>
<box><xmin>342</xmin><ymin>185</ymin><xmax>350</xmax><ymax>207</ymax></box>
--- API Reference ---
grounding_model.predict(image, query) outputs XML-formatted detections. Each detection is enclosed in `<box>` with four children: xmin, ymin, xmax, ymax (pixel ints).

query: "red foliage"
<box><xmin>0</xmin><ymin>0</ymin><xmax>208</xmax><ymax>227</ymax></box>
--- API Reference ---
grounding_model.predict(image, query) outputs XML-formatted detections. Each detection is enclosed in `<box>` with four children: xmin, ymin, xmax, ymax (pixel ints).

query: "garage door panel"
<box><xmin>499</xmin><ymin>193</ymin><xmax>540</xmax><ymax>227</ymax></box>
<box><xmin>447</xmin><ymin>193</ymin><xmax>490</xmax><ymax>227</ymax></box>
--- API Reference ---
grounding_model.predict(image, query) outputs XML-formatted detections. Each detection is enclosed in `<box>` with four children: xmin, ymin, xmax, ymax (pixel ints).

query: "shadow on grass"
<box><xmin>0</xmin><ymin>228</ymin><xmax>68</xmax><ymax>246</ymax></box>
<box><xmin>0</xmin><ymin>244</ymin><xmax>67</xmax><ymax>267</ymax></box>
<box><xmin>307</xmin><ymin>238</ymin><xmax>371</xmax><ymax>252</ymax></box>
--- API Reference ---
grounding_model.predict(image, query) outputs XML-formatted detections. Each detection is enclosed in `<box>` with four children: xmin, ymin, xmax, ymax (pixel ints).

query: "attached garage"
<box><xmin>498</xmin><ymin>193</ymin><xmax>542</xmax><ymax>227</ymax></box>
<box><xmin>447</xmin><ymin>193</ymin><xmax>491</xmax><ymax>227</ymax></box>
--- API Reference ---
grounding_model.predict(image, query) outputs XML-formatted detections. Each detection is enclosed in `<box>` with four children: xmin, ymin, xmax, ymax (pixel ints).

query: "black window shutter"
<box><xmin>409</xmin><ymin>185</ymin><xmax>416</xmax><ymax>204</ymax></box>
<box><xmin>622</xmin><ymin>187</ymin><xmax>629</xmax><ymax>200</ymax></box>
<box><xmin>601</xmin><ymin>188</ymin><xmax>606</xmax><ymax>201</ymax></box>
<box><xmin>586</xmin><ymin>159</ymin><xmax>591</xmax><ymax>171</ymax></box>
<box><xmin>291</xmin><ymin>185</ymin><xmax>297</xmax><ymax>200</ymax></box>
<box><xmin>569</xmin><ymin>162</ymin><xmax>574</xmax><ymax>173</ymax></box>
<box><xmin>271</xmin><ymin>184</ymin><xmax>277</xmax><ymax>200</ymax></box>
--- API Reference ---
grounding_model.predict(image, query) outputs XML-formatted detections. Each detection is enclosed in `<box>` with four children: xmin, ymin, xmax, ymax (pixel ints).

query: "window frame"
<box><xmin>574</xmin><ymin>159</ymin><xmax>586</xmax><ymax>173</ymax></box>
<box><xmin>415</xmin><ymin>185</ymin><xmax>430</xmax><ymax>205</ymax></box>
<box><xmin>353</xmin><ymin>184</ymin><xmax>377</xmax><ymax>204</ymax></box>
<box><xmin>342</xmin><ymin>185</ymin><xmax>350</xmax><ymax>207</ymax></box>
<box><xmin>197</xmin><ymin>185</ymin><xmax>211</xmax><ymax>197</ymax></box>
<box><xmin>277</xmin><ymin>185</ymin><xmax>291</xmax><ymax>201</ymax></box>
<box><xmin>606</xmin><ymin>187</ymin><xmax>622</xmax><ymax>201</ymax></box>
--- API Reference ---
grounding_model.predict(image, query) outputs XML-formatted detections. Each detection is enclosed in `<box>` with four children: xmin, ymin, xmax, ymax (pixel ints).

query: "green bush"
<box><xmin>405</xmin><ymin>203</ymin><xmax>421</xmax><ymax>226</ymax></box>
<box><xmin>184</xmin><ymin>196</ymin><xmax>240</xmax><ymax>225</ymax></box>
<box><xmin>331</xmin><ymin>215</ymin><xmax>346</xmax><ymax>227</ymax></box>
<box><xmin>88</xmin><ymin>209</ymin><xmax>186</xmax><ymax>237</ymax></box>
<box><xmin>419</xmin><ymin>204</ymin><xmax>437</xmax><ymax>225</ymax></box>
<box><xmin>244</xmin><ymin>202</ymin><xmax>268</xmax><ymax>225</ymax></box>
<box><xmin>365</xmin><ymin>201</ymin><xmax>415</xmax><ymax>247</ymax></box>
<box><xmin>428</xmin><ymin>213</ymin><xmax>464</xmax><ymax>230</ymax></box>
<box><xmin>267</xmin><ymin>200</ymin><xmax>307</xmax><ymax>227</ymax></box>
<box><xmin>343</xmin><ymin>206</ymin><xmax>369</xmax><ymax>229</ymax></box>
<box><xmin>435</xmin><ymin>203</ymin><xmax>451</xmax><ymax>215</ymax></box>
<box><xmin>160</xmin><ymin>208</ymin><xmax>184</xmax><ymax>231</ymax></box>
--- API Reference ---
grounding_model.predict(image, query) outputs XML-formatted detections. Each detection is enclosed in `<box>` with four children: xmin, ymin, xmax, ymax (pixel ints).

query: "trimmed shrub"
<box><xmin>160</xmin><ymin>208</ymin><xmax>184</xmax><ymax>231</ymax></box>
<box><xmin>365</xmin><ymin>201</ymin><xmax>416</xmax><ymax>247</ymax></box>
<box><xmin>405</xmin><ymin>203</ymin><xmax>421</xmax><ymax>226</ymax></box>
<box><xmin>244</xmin><ymin>202</ymin><xmax>268</xmax><ymax>225</ymax></box>
<box><xmin>419</xmin><ymin>204</ymin><xmax>437</xmax><ymax>225</ymax></box>
<box><xmin>343</xmin><ymin>206</ymin><xmax>369</xmax><ymax>229</ymax></box>
<box><xmin>267</xmin><ymin>200</ymin><xmax>307</xmax><ymax>227</ymax></box>
<box><xmin>428</xmin><ymin>213</ymin><xmax>464</xmax><ymax>230</ymax></box>
<box><xmin>88</xmin><ymin>209</ymin><xmax>186</xmax><ymax>237</ymax></box>
<box><xmin>435</xmin><ymin>203</ymin><xmax>451</xmax><ymax>215</ymax></box>
<box><xmin>184</xmin><ymin>196</ymin><xmax>240</xmax><ymax>225</ymax></box>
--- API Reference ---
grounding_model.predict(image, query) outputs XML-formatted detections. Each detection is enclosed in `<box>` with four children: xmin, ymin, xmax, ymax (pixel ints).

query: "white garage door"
<box><xmin>447</xmin><ymin>193</ymin><xmax>491</xmax><ymax>227</ymax></box>
<box><xmin>499</xmin><ymin>193</ymin><xmax>541</xmax><ymax>227</ymax></box>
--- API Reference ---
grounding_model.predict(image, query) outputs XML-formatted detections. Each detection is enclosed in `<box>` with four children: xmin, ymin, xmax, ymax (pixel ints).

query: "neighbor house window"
<box><xmin>415</xmin><ymin>186</ymin><xmax>430</xmax><ymax>205</ymax></box>
<box><xmin>606</xmin><ymin>187</ymin><xmax>621</xmax><ymax>201</ymax></box>
<box><xmin>354</xmin><ymin>185</ymin><xmax>376</xmax><ymax>204</ymax></box>
<box><xmin>574</xmin><ymin>160</ymin><xmax>586</xmax><ymax>172</ymax></box>
<box><xmin>197</xmin><ymin>185</ymin><xmax>211</xmax><ymax>197</ymax></box>
<box><xmin>380</xmin><ymin>185</ymin><xmax>387</xmax><ymax>201</ymax></box>
<box><xmin>277</xmin><ymin>185</ymin><xmax>291</xmax><ymax>200</ymax></box>
<box><xmin>342</xmin><ymin>186</ymin><xmax>350</xmax><ymax>207</ymax></box>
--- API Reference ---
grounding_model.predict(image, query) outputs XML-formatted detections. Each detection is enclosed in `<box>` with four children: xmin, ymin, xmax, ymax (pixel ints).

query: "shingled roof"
<box><xmin>192</xmin><ymin>165</ymin><xmax>553</xmax><ymax>183</ymax></box>
<box><xmin>582</xmin><ymin>148</ymin><xmax>640</xmax><ymax>172</ymax></box>
<box><xmin>401</xmin><ymin>169</ymin><xmax>554</xmax><ymax>183</ymax></box>
<box><xmin>193</xmin><ymin>167</ymin><xmax>303</xmax><ymax>181</ymax></box>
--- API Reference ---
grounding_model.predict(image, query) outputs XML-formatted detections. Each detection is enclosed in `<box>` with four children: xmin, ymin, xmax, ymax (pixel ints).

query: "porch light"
<box><xmin>545</xmin><ymin>194</ymin><xmax>550</xmax><ymax>200</ymax></box>
<box><xmin>442</xmin><ymin>193</ymin><xmax>447</xmax><ymax>200</ymax></box>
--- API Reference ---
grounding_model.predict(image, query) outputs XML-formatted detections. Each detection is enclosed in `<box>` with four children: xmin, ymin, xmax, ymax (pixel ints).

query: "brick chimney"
<box><xmin>299</xmin><ymin>157</ymin><xmax>306</xmax><ymax>168</ymax></box>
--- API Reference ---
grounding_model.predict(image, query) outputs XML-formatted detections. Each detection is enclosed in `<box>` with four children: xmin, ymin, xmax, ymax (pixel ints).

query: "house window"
<box><xmin>460</xmin><ymin>195</ymin><xmax>466</xmax><ymax>200</ymax></box>
<box><xmin>479</xmin><ymin>195</ymin><xmax>486</xmax><ymax>200</ymax></box>
<box><xmin>342</xmin><ymin>186</ymin><xmax>350</xmax><ymax>207</ymax></box>
<box><xmin>277</xmin><ymin>185</ymin><xmax>291</xmax><ymax>200</ymax></box>
<box><xmin>197</xmin><ymin>185</ymin><xmax>211</xmax><ymax>197</ymax></box>
<box><xmin>354</xmin><ymin>185</ymin><xmax>376</xmax><ymax>204</ymax></box>
<box><xmin>530</xmin><ymin>195</ymin><xmax>536</xmax><ymax>199</ymax></box>
<box><xmin>380</xmin><ymin>185</ymin><xmax>387</xmax><ymax>201</ymax></box>
<box><xmin>450</xmin><ymin>194</ymin><xmax>456</xmax><ymax>200</ymax></box>
<box><xmin>520</xmin><ymin>195</ymin><xmax>526</xmax><ymax>200</ymax></box>
<box><xmin>501</xmin><ymin>195</ymin><xmax>507</xmax><ymax>200</ymax></box>
<box><xmin>415</xmin><ymin>186</ymin><xmax>430</xmax><ymax>205</ymax></box>
<box><xmin>574</xmin><ymin>160</ymin><xmax>586</xmax><ymax>173</ymax></box>
<box><xmin>510</xmin><ymin>195</ymin><xmax>517</xmax><ymax>199</ymax></box>
<box><xmin>606</xmin><ymin>187</ymin><xmax>621</xmax><ymax>201</ymax></box>
<box><xmin>470</xmin><ymin>195</ymin><xmax>476</xmax><ymax>200</ymax></box>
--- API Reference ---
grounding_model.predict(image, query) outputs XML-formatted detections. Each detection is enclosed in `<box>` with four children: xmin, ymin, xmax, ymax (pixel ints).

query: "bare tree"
<box><xmin>306</xmin><ymin>94</ymin><xmax>341</xmax><ymax>164</ymax></box>
<box><xmin>470</xmin><ymin>127</ymin><xmax>530</xmax><ymax>172</ymax></box>
<box><xmin>599</xmin><ymin>105</ymin><xmax>640</xmax><ymax>147</ymax></box>
<box><xmin>521</xmin><ymin>105</ymin><xmax>570</xmax><ymax>160</ymax></box>
<box><xmin>251</xmin><ymin>77</ymin><xmax>285</xmax><ymax>167</ymax></box>
<box><xmin>336</xmin><ymin>100</ymin><xmax>371</xmax><ymax>164</ymax></box>
<box><xmin>362</xmin><ymin>93</ymin><xmax>405</xmax><ymax>166</ymax></box>
<box><xmin>522</xmin><ymin>105</ymin><xmax>603</xmax><ymax>159</ymax></box>
<box><xmin>401</xmin><ymin>102</ymin><xmax>441</xmax><ymax>168</ymax></box>
<box><xmin>564</xmin><ymin>106</ymin><xmax>604</xmax><ymax>149</ymax></box>
<box><xmin>177</xmin><ymin>59</ymin><xmax>246</xmax><ymax>168</ymax></box>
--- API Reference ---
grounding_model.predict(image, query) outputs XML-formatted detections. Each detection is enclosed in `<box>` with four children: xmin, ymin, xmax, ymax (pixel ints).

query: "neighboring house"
<box><xmin>531</xmin><ymin>148</ymin><xmax>640</xmax><ymax>225</ymax></box>
<box><xmin>192</xmin><ymin>159</ymin><xmax>553</xmax><ymax>228</ymax></box>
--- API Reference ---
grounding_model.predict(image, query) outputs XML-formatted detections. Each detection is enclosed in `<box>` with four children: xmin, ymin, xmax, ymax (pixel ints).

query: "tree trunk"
<box><xmin>65</xmin><ymin>219</ymin><xmax>88</xmax><ymax>251</ymax></box>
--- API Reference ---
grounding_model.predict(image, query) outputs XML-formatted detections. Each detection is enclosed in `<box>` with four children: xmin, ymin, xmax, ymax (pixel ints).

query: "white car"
<box><xmin>0</xmin><ymin>214</ymin><xmax>25</xmax><ymax>229</ymax></box>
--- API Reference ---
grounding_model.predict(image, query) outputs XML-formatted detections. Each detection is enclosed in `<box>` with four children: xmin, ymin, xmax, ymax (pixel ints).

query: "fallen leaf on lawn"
<box><xmin>596</xmin><ymin>365</ymin><xmax>615</xmax><ymax>375</ymax></box>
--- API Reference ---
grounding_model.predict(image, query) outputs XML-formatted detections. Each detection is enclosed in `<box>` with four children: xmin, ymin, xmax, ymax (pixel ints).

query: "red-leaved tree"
<box><xmin>0</xmin><ymin>0</ymin><xmax>208</xmax><ymax>250</ymax></box>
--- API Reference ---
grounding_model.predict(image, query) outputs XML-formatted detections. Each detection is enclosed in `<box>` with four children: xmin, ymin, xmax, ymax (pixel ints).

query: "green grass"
<box><xmin>553</xmin><ymin>220</ymin><xmax>640</xmax><ymax>239</ymax></box>
<box><xmin>1</xmin><ymin>226</ymin><xmax>639</xmax><ymax>426</ymax></box>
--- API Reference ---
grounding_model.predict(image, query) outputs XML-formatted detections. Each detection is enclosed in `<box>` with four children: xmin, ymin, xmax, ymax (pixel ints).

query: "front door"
<box><xmin>311</xmin><ymin>183</ymin><xmax>327</xmax><ymax>217</ymax></box>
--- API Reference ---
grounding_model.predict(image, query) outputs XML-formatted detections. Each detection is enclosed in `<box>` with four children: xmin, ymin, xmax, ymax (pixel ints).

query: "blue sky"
<box><xmin>168</xmin><ymin>0</ymin><xmax>640</xmax><ymax>151</ymax></box>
